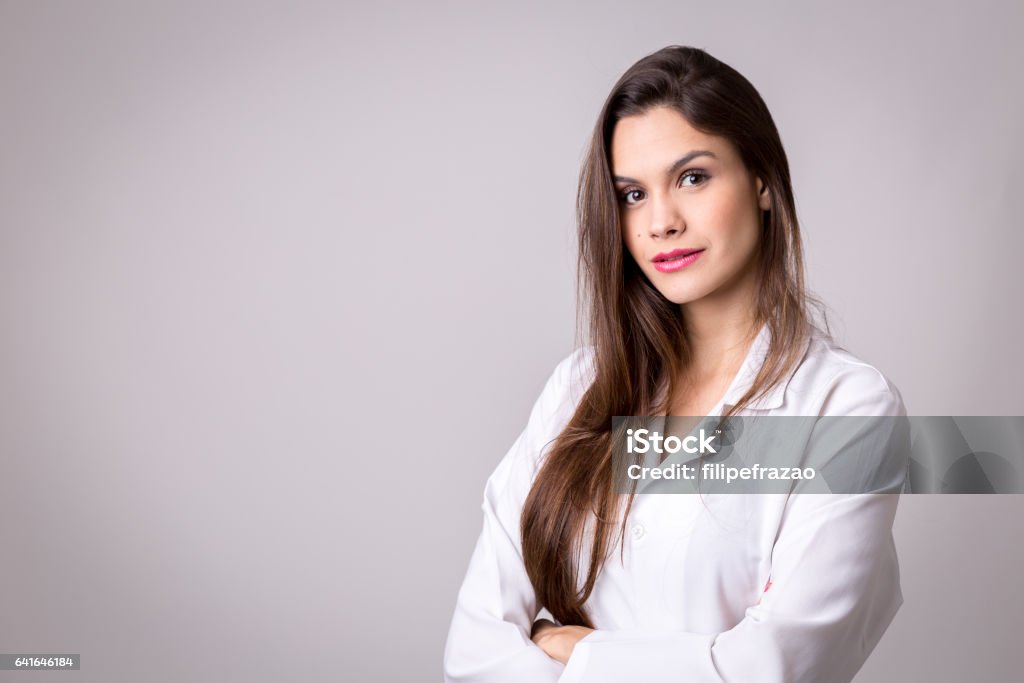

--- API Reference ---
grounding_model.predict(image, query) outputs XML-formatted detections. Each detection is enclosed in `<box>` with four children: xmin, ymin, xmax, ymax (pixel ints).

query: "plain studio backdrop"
<box><xmin>1</xmin><ymin>1</ymin><xmax>1021</xmax><ymax>681</ymax></box>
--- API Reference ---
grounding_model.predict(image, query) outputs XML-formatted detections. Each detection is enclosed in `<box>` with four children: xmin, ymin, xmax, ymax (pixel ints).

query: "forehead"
<box><xmin>610</xmin><ymin>106</ymin><xmax>736</xmax><ymax>175</ymax></box>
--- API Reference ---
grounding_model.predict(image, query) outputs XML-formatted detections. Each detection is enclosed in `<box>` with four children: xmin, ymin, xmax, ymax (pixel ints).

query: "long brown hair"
<box><xmin>520</xmin><ymin>45</ymin><xmax>826</xmax><ymax>627</ymax></box>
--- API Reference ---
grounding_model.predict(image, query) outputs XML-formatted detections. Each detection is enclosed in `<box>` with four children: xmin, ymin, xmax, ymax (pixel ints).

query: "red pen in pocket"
<box><xmin>755</xmin><ymin>577</ymin><xmax>773</xmax><ymax>606</ymax></box>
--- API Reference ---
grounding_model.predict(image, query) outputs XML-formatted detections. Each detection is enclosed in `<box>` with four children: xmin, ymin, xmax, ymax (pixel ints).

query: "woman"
<box><xmin>444</xmin><ymin>45</ymin><xmax>908</xmax><ymax>682</ymax></box>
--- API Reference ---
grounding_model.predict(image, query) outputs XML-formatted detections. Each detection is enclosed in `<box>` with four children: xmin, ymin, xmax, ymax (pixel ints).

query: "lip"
<box><xmin>652</xmin><ymin>248</ymin><xmax>704</xmax><ymax>273</ymax></box>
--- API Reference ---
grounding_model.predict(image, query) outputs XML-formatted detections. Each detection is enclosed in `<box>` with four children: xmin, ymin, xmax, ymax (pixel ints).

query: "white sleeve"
<box><xmin>556</xmin><ymin>375</ymin><xmax>909</xmax><ymax>683</ymax></box>
<box><xmin>443</xmin><ymin>349</ymin><xmax>590</xmax><ymax>683</ymax></box>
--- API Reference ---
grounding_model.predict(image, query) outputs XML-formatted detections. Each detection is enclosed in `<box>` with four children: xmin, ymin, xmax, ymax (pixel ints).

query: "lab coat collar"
<box><xmin>652</xmin><ymin>320</ymin><xmax>813</xmax><ymax>416</ymax></box>
<box><xmin>716</xmin><ymin>320</ymin><xmax>812</xmax><ymax>413</ymax></box>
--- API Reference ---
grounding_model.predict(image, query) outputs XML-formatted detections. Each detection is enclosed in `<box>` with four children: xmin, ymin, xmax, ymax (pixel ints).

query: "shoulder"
<box><xmin>548</xmin><ymin>345</ymin><xmax>598</xmax><ymax>407</ymax></box>
<box><xmin>786</xmin><ymin>326</ymin><xmax>906</xmax><ymax>417</ymax></box>
<box><xmin>492</xmin><ymin>346</ymin><xmax>596</xmax><ymax>474</ymax></box>
<box><xmin>482</xmin><ymin>346</ymin><xmax>597</xmax><ymax>508</ymax></box>
<box><xmin>524</xmin><ymin>345</ymin><xmax>597</xmax><ymax>451</ymax></box>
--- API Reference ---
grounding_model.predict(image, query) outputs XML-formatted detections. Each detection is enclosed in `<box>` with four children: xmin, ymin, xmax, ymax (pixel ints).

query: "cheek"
<box><xmin>624</xmin><ymin>238</ymin><xmax>645</xmax><ymax>266</ymax></box>
<box><xmin>620</xmin><ymin>217</ymin><xmax>645</xmax><ymax>257</ymax></box>
<box><xmin>706</xmin><ymin>188</ymin><xmax>760</xmax><ymax>243</ymax></box>
<box><xmin>620</xmin><ymin>211</ymin><xmax>637</xmax><ymax>236</ymax></box>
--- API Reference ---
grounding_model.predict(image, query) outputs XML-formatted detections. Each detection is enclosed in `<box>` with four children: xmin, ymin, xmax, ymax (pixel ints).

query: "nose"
<box><xmin>649</xmin><ymin>193</ymin><xmax>684</xmax><ymax>239</ymax></box>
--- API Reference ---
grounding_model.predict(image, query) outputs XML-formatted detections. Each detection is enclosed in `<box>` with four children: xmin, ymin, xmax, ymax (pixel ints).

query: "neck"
<box><xmin>679</xmin><ymin>269</ymin><xmax>760</xmax><ymax>380</ymax></box>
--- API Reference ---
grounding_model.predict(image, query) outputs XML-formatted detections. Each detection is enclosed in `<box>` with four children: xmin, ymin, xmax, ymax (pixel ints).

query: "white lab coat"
<box><xmin>443</xmin><ymin>322</ymin><xmax>907</xmax><ymax>682</ymax></box>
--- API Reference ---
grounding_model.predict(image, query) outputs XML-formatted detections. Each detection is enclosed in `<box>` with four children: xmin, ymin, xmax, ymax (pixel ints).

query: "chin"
<box><xmin>646</xmin><ymin>263</ymin><xmax>749</xmax><ymax>307</ymax></box>
<box><xmin>652</xmin><ymin>283</ymin><xmax>712</xmax><ymax>306</ymax></box>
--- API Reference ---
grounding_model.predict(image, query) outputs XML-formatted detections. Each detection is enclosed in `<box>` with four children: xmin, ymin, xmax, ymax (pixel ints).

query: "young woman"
<box><xmin>444</xmin><ymin>45</ymin><xmax>908</xmax><ymax>682</ymax></box>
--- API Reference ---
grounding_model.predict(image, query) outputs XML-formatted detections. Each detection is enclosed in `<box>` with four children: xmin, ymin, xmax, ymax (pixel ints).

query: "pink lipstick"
<box><xmin>652</xmin><ymin>248</ymin><xmax>704</xmax><ymax>273</ymax></box>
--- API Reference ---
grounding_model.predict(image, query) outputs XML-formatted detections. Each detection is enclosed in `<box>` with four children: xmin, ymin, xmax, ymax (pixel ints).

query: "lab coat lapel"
<box><xmin>633</xmin><ymin>323</ymin><xmax>811</xmax><ymax>494</ymax></box>
<box><xmin>719</xmin><ymin>321</ymin><xmax>813</xmax><ymax>414</ymax></box>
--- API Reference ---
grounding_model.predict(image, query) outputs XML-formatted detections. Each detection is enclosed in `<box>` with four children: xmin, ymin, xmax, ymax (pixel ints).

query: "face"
<box><xmin>611</xmin><ymin>106</ymin><xmax>771</xmax><ymax>308</ymax></box>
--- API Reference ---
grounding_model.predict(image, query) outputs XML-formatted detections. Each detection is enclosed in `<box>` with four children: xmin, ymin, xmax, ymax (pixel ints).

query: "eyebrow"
<box><xmin>613</xmin><ymin>149</ymin><xmax>718</xmax><ymax>184</ymax></box>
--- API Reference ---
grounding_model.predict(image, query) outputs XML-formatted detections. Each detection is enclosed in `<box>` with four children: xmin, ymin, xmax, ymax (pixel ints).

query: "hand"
<box><xmin>530</xmin><ymin>618</ymin><xmax>594</xmax><ymax>665</ymax></box>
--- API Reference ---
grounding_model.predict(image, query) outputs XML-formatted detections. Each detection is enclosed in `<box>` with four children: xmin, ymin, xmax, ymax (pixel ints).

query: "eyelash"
<box><xmin>618</xmin><ymin>170</ymin><xmax>709</xmax><ymax>206</ymax></box>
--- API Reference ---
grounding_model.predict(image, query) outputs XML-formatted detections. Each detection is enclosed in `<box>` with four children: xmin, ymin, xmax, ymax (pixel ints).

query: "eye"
<box><xmin>679</xmin><ymin>170</ymin><xmax>709</xmax><ymax>187</ymax></box>
<box><xmin>619</xmin><ymin>188</ymin><xmax>646</xmax><ymax>206</ymax></box>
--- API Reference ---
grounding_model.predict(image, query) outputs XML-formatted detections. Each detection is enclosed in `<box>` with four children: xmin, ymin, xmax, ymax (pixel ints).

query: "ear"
<box><xmin>756</xmin><ymin>177</ymin><xmax>771</xmax><ymax>211</ymax></box>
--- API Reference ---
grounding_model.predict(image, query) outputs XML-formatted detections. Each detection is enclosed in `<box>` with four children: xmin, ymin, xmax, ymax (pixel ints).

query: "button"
<box><xmin>631</xmin><ymin>524</ymin><xmax>645</xmax><ymax>540</ymax></box>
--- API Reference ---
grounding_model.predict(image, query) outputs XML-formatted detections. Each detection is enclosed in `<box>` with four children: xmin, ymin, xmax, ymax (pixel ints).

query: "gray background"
<box><xmin>1</xmin><ymin>0</ymin><xmax>1021</xmax><ymax>681</ymax></box>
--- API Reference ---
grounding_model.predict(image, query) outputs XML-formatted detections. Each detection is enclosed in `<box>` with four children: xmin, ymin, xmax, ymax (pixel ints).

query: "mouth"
<box><xmin>652</xmin><ymin>248</ymin><xmax>705</xmax><ymax>273</ymax></box>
